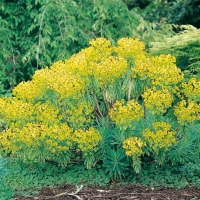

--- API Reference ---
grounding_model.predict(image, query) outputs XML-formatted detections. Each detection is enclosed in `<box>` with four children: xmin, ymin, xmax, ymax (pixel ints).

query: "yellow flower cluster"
<box><xmin>81</xmin><ymin>37</ymin><xmax>113</xmax><ymax>64</ymax></box>
<box><xmin>89</xmin><ymin>37</ymin><xmax>111</xmax><ymax>50</ymax></box>
<box><xmin>13</xmin><ymin>61</ymin><xmax>84</xmax><ymax>101</ymax></box>
<box><xmin>34</xmin><ymin>101</ymin><xmax>64</xmax><ymax>126</ymax></box>
<box><xmin>0</xmin><ymin>97</ymin><xmax>35</xmax><ymax>125</ymax></box>
<box><xmin>174</xmin><ymin>100</ymin><xmax>200</xmax><ymax>125</ymax></box>
<box><xmin>142</xmin><ymin>88</ymin><xmax>173</xmax><ymax>114</ymax></box>
<box><xmin>12</xmin><ymin>67</ymin><xmax>50</xmax><ymax>101</ymax></box>
<box><xmin>142</xmin><ymin>122</ymin><xmax>177</xmax><ymax>152</ymax></box>
<box><xmin>181</xmin><ymin>78</ymin><xmax>200</xmax><ymax>102</ymax></box>
<box><xmin>65</xmin><ymin>53</ymin><xmax>90</xmax><ymax>77</ymax></box>
<box><xmin>114</xmin><ymin>37</ymin><xmax>145</xmax><ymax>58</ymax></box>
<box><xmin>73</xmin><ymin>127</ymin><xmax>102</xmax><ymax>152</ymax></box>
<box><xmin>12</xmin><ymin>81</ymin><xmax>45</xmax><ymax>100</ymax></box>
<box><xmin>44</xmin><ymin>123</ymin><xmax>73</xmax><ymax>153</ymax></box>
<box><xmin>109</xmin><ymin>99</ymin><xmax>144</xmax><ymax>129</ymax></box>
<box><xmin>13</xmin><ymin>65</ymin><xmax>85</xmax><ymax>100</ymax></box>
<box><xmin>0</xmin><ymin>98</ymin><xmax>63</xmax><ymax>127</ymax></box>
<box><xmin>123</xmin><ymin>137</ymin><xmax>146</xmax><ymax>157</ymax></box>
<box><xmin>32</xmin><ymin>67</ymin><xmax>50</xmax><ymax>88</ymax></box>
<box><xmin>65</xmin><ymin>100</ymin><xmax>94</xmax><ymax>129</ymax></box>
<box><xmin>132</xmin><ymin>54</ymin><xmax>184</xmax><ymax>86</ymax></box>
<box><xmin>91</xmin><ymin>56</ymin><xmax>128</xmax><ymax>85</ymax></box>
<box><xmin>36</xmin><ymin>63</ymin><xmax>85</xmax><ymax>99</ymax></box>
<box><xmin>0</xmin><ymin>123</ymin><xmax>73</xmax><ymax>154</ymax></box>
<box><xmin>0</xmin><ymin>127</ymin><xmax>21</xmax><ymax>154</ymax></box>
<box><xmin>65</xmin><ymin>39</ymin><xmax>128</xmax><ymax>86</ymax></box>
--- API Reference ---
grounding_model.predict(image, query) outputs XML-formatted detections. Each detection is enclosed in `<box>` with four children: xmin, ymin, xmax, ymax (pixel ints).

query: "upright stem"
<box><xmin>143</xmin><ymin>104</ymin><xmax>146</xmax><ymax>120</ymax></box>
<box><xmin>128</xmin><ymin>78</ymin><xmax>132</xmax><ymax>101</ymax></box>
<box><xmin>102</xmin><ymin>89</ymin><xmax>111</xmax><ymax>129</ymax></box>
<box><xmin>93</xmin><ymin>90</ymin><xmax>104</xmax><ymax>119</ymax></box>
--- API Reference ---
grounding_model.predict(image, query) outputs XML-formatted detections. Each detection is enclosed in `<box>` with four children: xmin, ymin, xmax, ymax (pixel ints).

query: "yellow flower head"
<box><xmin>65</xmin><ymin>100</ymin><xmax>94</xmax><ymax>129</ymax></box>
<box><xmin>32</xmin><ymin>64</ymin><xmax>85</xmax><ymax>99</ymax></box>
<box><xmin>114</xmin><ymin>37</ymin><xmax>145</xmax><ymax>58</ymax></box>
<box><xmin>142</xmin><ymin>122</ymin><xmax>177</xmax><ymax>152</ymax></box>
<box><xmin>123</xmin><ymin>137</ymin><xmax>146</xmax><ymax>157</ymax></box>
<box><xmin>0</xmin><ymin>97</ymin><xmax>35</xmax><ymax>125</ymax></box>
<box><xmin>92</xmin><ymin>56</ymin><xmax>128</xmax><ymax>85</ymax></box>
<box><xmin>174</xmin><ymin>100</ymin><xmax>200</xmax><ymax>125</ymax></box>
<box><xmin>109</xmin><ymin>99</ymin><xmax>144</xmax><ymax>129</ymax></box>
<box><xmin>73</xmin><ymin>127</ymin><xmax>102</xmax><ymax>152</ymax></box>
<box><xmin>142</xmin><ymin>87</ymin><xmax>173</xmax><ymax>114</ymax></box>
<box><xmin>12</xmin><ymin>81</ymin><xmax>45</xmax><ymax>100</ymax></box>
<box><xmin>181</xmin><ymin>78</ymin><xmax>200</xmax><ymax>102</ymax></box>
<box><xmin>0</xmin><ymin>122</ymin><xmax>73</xmax><ymax>155</ymax></box>
<box><xmin>132</xmin><ymin>54</ymin><xmax>184</xmax><ymax>86</ymax></box>
<box><xmin>89</xmin><ymin>37</ymin><xmax>111</xmax><ymax>49</ymax></box>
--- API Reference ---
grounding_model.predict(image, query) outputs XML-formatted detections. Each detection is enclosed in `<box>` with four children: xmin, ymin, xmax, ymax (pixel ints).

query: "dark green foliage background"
<box><xmin>0</xmin><ymin>0</ymin><xmax>178</xmax><ymax>94</ymax></box>
<box><xmin>124</xmin><ymin>0</ymin><xmax>200</xmax><ymax>28</ymax></box>
<box><xmin>0</xmin><ymin>0</ymin><xmax>139</xmax><ymax>94</ymax></box>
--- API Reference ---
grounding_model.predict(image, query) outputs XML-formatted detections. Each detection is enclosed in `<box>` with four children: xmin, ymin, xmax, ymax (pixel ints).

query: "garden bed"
<box><xmin>15</xmin><ymin>183</ymin><xmax>200</xmax><ymax>200</ymax></box>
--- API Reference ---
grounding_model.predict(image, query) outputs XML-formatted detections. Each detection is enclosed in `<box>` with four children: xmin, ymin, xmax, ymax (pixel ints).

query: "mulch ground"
<box><xmin>15</xmin><ymin>183</ymin><xmax>200</xmax><ymax>200</ymax></box>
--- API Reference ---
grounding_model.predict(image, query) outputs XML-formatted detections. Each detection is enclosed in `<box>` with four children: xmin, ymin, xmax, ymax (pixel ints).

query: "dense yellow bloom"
<box><xmin>32</xmin><ymin>63</ymin><xmax>85</xmax><ymax>99</ymax></box>
<box><xmin>65</xmin><ymin>53</ymin><xmax>91</xmax><ymax>77</ymax></box>
<box><xmin>89</xmin><ymin>37</ymin><xmax>111</xmax><ymax>50</ymax></box>
<box><xmin>91</xmin><ymin>56</ymin><xmax>128</xmax><ymax>85</ymax></box>
<box><xmin>114</xmin><ymin>37</ymin><xmax>145</xmax><ymax>58</ymax></box>
<box><xmin>65</xmin><ymin>100</ymin><xmax>94</xmax><ymax>129</ymax></box>
<box><xmin>132</xmin><ymin>54</ymin><xmax>184</xmax><ymax>86</ymax></box>
<box><xmin>0</xmin><ymin>127</ymin><xmax>21</xmax><ymax>154</ymax></box>
<box><xmin>0</xmin><ymin>97</ymin><xmax>35</xmax><ymax>125</ymax></box>
<box><xmin>123</xmin><ymin>137</ymin><xmax>146</xmax><ymax>157</ymax></box>
<box><xmin>109</xmin><ymin>99</ymin><xmax>144</xmax><ymax>129</ymax></box>
<box><xmin>34</xmin><ymin>102</ymin><xmax>64</xmax><ymax>126</ymax></box>
<box><xmin>181</xmin><ymin>78</ymin><xmax>200</xmax><ymax>102</ymax></box>
<box><xmin>73</xmin><ymin>127</ymin><xmax>102</xmax><ymax>152</ymax></box>
<box><xmin>0</xmin><ymin>98</ymin><xmax>64</xmax><ymax>127</ymax></box>
<box><xmin>66</xmin><ymin>42</ymin><xmax>127</xmax><ymax>86</ymax></box>
<box><xmin>32</xmin><ymin>67</ymin><xmax>51</xmax><ymax>88</ymax></box>
<box><xmin>0</xmin><ymin>123</ymin><xmax>73</xmax><ymax>155</ymax></box>
<box><xmin>12</xmin><ymin>81</ymin><xmax>45</xmax><ymax>100</ymax></box>
<box><xmin>80</xmin><ymin>38</ymin><xmax>113</xmax><ymax>64</ymax></box>
<box><xmin>142</xmin><ymin>88</ymin><xmax>173</xmax><ymax>114</ymax></box>
<box><xmin>142</xmin><ymin>122</ymin><xmax>177</xmax><ymax>152</ymax></box>
<box><xmin>49</xmin><ymin>68</ymin><xmax>85</xmax><ymax>99</ymax></box>
<box><xmin>174</xmin><ymin>100</ymin><xmax>200</xmax><ymax>125</ymax></box>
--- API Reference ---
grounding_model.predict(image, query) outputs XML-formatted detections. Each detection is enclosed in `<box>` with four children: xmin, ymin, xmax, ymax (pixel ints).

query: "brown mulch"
<box><xmin>15</xmin><ymin>184</ymin><xmax>200</xmax><ymax>200</ymax></box>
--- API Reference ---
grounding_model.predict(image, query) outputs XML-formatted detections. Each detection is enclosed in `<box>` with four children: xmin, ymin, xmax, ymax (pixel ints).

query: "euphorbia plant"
<box><xmin>0</xmin><ymin>38</ymin><xmax>199</xmax><ymax>177</ymax></box>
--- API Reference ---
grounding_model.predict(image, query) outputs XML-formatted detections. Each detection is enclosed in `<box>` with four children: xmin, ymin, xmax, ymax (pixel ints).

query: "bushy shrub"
<box><xmin>0</xmin><ymin>38</ymin><xmax>199</xmax><ymax>178</ymax></box>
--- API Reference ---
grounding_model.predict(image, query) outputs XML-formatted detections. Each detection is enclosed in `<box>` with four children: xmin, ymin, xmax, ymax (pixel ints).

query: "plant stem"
<box><xmin>128</xmin><ymin>78</ymin><xmax>132</xmax><ymax>101</ymax></box>
<box><xmin>143</xmin><ymin>104</ymin><xmax>146</xmax><ymax>120</ymax></box>
<box><xmin>93</xmin><ymin>90</ymin><xmax>104</xmax><ymax>118</ymax></box>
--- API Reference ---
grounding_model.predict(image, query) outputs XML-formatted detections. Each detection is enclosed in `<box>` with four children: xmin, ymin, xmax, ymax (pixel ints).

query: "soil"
<box><xmin>15</xmin><ymin>183</ymin><xmax>200</xmax><ymax>200</ymax></box>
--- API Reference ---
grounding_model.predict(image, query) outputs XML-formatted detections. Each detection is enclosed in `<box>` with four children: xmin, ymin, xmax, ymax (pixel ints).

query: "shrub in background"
<box><xmin>136</xmin><ymin>0</ymin><xmax>200</xmax><ymax>28</ymax></box>
<box><xmin>0</xmin><ymin>38</ymin><xmax>199</xmax><ymax>179</ymax></box>
<box><xmin>149</xmin><ymin>26</ymin><xmax>200</xmax><ymax>79</ymax></box>
<box><xmin>0</xmin><ymin>0</ymin><xmax>175</xmax><ymax>94</ymax></box>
